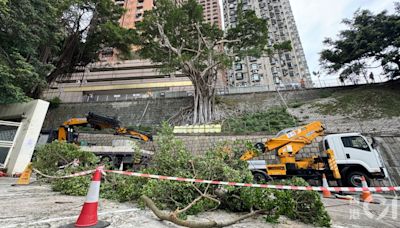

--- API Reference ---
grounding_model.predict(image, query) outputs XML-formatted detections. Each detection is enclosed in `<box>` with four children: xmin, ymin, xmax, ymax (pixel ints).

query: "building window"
<box><xmin>341</xmin><ymin>136</ymin><xmax>371</xmax><ymax>151</ymax></box>
<box><xmin>252</xmin><ymin>73</ymin><xmax>260</xmax><ymax>82</ymax></box>
<box><xmin>235</xmin><ymin>63</ymin><xmax>242</xmax><ymax>70</ymax></box>
<box><xmin>135</xmin><ymin>13</ymin><xmax>143</xmax><ymax>20</ymax></box>
<box><xmin>249</xmin><ymin>56</ymin><xmax>257</xmax><ymax>62</ymax></box>
<box><xmin>235</xmin><ymin>72</ymin><xmax>244</xmax><ymax>80</ymax></box>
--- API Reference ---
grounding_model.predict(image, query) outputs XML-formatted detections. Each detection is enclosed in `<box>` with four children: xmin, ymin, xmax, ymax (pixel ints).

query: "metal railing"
<box><xmin>81</xmin><ymin>78</ymin><xmax>389</xmax><ymax>103</ymax></box>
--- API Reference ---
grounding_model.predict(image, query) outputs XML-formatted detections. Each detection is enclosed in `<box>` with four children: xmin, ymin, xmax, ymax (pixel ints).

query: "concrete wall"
<box><xmin>0</xmin><ymin>100</ymin><xmax>49</xmax><ymax>174</ymax></box>
<box><xmin>43</xmin><ymin>80</ymin><xmax>400</xmax><ymax>130</ymax></box>
<box><xmin>43</xmin><ymin>97</ymin><xmax>192</xmax><ymax>129</ymax></box>
<box><xmin>375</xmin><ymin>136</ymin><xmax>400</xmax><ymax>186</ymax></box>
<box><xmin>43</xmin><ymin>86</ymin><xmax>346</xmax><ymax>129</ymax></box>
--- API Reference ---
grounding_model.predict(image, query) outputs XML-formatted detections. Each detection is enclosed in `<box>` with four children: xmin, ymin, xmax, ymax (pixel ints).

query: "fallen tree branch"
<box><xmin>141</xmin><ymin>195</ymin><xmax>266</xmax><ymax>228</ymax></box>
<box><xmin>175</xmin><ymin>195</ymin><xmax>203</xmax><ymax>215</ymax></box>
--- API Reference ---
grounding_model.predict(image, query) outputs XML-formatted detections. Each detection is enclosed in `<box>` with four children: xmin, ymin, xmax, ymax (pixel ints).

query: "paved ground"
<box><xmin>0</xmin><ymin>178</ymin><xmax>398</xmax><ymax>228</ymax></box>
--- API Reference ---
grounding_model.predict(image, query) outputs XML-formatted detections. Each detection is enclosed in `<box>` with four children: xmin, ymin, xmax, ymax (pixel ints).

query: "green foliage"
<box><xmin>312</xmin><ymin>87</ymin><xmax>400</xmax><ymax>118</ymax></box>
<box><xmin>222</xmin><ymin>108</ymin><xmax>298</xmax><ymax>134</ymax></box>
<box><xmin>134</xmin><ymin>0</ymin><xmax>290</xmax><ymax>123</ymax></box>
<box><xmin>0</xmin><ymin>0</ymin><xmax>61</xmax><ymax>102</ymax></box>
<box><xmin>320</xmin><ymin>4</ymin><xmax>400</xmax><ymax>79</ymax></box>
<box><xmin>46</xmin><ymin>0</ymin><xmax>137</xmax><ymax>82</ymax></box>
<box><xmin>288</xmin><ymin>101</ymin><xmax>305</xmax><ymax>108</ymax></box>
<box><xmin>33</xmin><ymin>141</ymin><xmax>99</xmax><ymax>174</ymax></box>
<box><xmin>225</xmin><ymin>2</ymin><xmax>269</xmax><ymax>58</ymax></box>
<box><xmin>0</xmin><ymin>63</ymin><xmax>31</xmax><ymax>104</ymax></box>
<box><xmin>52</xmin><ymin>176</ymin><xmax>91</xmax><ymax>196</ymax></box>
<box><xmin>134</xmin><ymin>0</ymin><xmax>290</xmax><ymax>75</ymax></box>
<box><xmin>48</xmin><ymin>97</ymin><xmax>62</xmax><ymax>109</ymax></box>
<box><xmin>273</xmin><ymin>178</ymin><xmax>331</xmax><ymax>227</ymax></box>
<box><xmin>127</xmin><ymin>125</ymin><xmax>158</xmax><ymax>134</ymax></box>
<box><xmin>318</xmin><ymin>90</ymin><xmax>334</xmax><ymax>98</ymax></box>
<box><xmin>0</xmin><ymin>0</ymin><xmax>136</xmax><ymax>104</ymax></box>
<box><xmin>45</xmin><ymin>124</ymin><xmax>330</xmax><ymax>226</ymax></box>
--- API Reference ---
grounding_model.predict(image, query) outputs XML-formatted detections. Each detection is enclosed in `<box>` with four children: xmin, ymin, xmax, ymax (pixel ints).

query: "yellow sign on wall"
<box><xmin>173</xmin><ymin>124</ymin><xmax>222</xmax><ymax>134</ymax></box>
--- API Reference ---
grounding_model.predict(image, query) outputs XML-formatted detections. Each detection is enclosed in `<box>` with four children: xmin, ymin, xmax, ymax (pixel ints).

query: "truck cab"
<box><xmin>244</xmin><ymin>122</ymin><xmax>388</xmax><ymax>187</ymax></box>
<box><xmin>323</xmin><ymin>133</ymin><xmax>387</xmax><ymax>186</ymax></box>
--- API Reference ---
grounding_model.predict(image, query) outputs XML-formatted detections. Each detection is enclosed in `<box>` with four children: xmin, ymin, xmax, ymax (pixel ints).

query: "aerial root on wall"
<box><xmin>167</xmin><ymin>105</ymin><xmax>194</xmax><ymax>125</ymax></box>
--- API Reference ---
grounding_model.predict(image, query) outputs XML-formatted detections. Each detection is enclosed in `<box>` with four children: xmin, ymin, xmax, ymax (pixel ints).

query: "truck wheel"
<box><xmin>345</xmin><ymin>171</ymin><xmax>370</xmax><ymax>187</ymax></box>
<box><xmin>252</xmin><ymin>170</ymin><xmax>271</xmax><ymax>183</ymax></box>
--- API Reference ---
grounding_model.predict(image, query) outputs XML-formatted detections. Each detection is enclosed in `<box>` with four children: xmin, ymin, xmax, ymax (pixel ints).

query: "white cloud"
<box><xmin>289</xmin><ymin>0</ymin><xmax>395</xmax><ymax>84</ymax></box>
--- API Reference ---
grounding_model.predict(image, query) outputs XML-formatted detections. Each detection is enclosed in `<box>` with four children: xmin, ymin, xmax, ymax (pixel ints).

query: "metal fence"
<box><xmin>82</xmin><ymin>78</ymin><xmax>388</xmax><ymax>103</ymax></box>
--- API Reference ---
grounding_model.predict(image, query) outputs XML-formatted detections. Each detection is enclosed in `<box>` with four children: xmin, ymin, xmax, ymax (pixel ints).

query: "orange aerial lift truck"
<box><xmin>243</xmin><ymin>121</ymin><xmax>387</xmax><ymax>187</ymax></box>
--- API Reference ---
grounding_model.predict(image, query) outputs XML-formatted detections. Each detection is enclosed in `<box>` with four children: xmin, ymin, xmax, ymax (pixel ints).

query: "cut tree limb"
<box><xmin>141</xmin><ymin>195</ymin><xmax>266</xmax><ymax>228</ymax></box>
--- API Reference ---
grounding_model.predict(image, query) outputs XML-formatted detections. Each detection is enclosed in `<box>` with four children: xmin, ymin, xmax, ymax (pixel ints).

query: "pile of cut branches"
<box><xmin>33</xmin><ymin>124</ymin><xmax>331</xmax><ymax>227</ymax></box>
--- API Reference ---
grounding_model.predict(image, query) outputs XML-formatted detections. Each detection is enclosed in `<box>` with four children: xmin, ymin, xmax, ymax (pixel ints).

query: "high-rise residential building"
<box><xmin>116</xmin><ymin>0</ymin><xmax>153</xmax><ymax>28</ymax></box>
<box><xmin>198</xmin><ymin>0</ymin><xmax>223</xmax><ymax>29</ymax></box>
<box><xmin>100</xmin><ymin>0</ymin><xmax>154</xmax><ymax>62</ymax></box>
<box><xmin>222</xmin><ymin>0</ymin><xmax>312</xmax><ymax>89</ymax></box>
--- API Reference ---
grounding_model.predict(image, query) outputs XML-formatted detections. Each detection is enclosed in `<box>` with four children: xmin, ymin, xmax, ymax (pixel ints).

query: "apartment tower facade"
<box><xmin>223</xmin><ymin>0</ymin><xmax>312</xmax><ymax>89</ymax></box>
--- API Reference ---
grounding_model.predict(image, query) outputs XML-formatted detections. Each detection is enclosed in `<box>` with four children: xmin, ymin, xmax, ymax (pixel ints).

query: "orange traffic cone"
<box><xmin>64</xmin><ymin>167</ymin><xmax>109</xmax><ymax>228</ymax></box>
<box><xmin>360</xmin><ymin>176</ymin><xmax>374</xmax><ymax>203</ymax></box>
<box><xmin>321</xmin><ymin>173</ymin><xmax>333</xmax><ymax>198</ymax></box>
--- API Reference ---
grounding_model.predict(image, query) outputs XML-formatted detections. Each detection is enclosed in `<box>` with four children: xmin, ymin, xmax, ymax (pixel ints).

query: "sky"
<box><xmin>289</xmin><ymin>0</ymin><xmax>396</xmax><ymax>84</ymax></box>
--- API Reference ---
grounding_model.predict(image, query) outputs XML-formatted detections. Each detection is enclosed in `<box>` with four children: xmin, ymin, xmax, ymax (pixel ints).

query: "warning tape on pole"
<box><xmin>105</xmin><ymin>170</ymin><xmax>400</xmax><ymax>193</ymax></box>
<box><xmin>33</xmin><ymin>168</ymin><xmax>95</xmax><ymax>179</ymax></box>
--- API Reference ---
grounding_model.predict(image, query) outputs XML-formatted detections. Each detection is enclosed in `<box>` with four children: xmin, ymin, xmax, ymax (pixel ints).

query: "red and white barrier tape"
<box><xmin>105</xmin><ymin>170</ymin><xmax>400</xmax><ymax>193</ymax></box>
<box><xmin>33</xmin><ymin>168</ymin><xmax>95</xmax><ymax>179</ymax></box>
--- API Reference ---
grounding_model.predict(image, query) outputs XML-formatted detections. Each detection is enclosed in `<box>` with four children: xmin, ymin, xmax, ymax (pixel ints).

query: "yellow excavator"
<box><xmin>56</xmin><ymin>112</ymin><xmax>152</xmax><ymax>143</ymax></box>
<box><xmin>241</xmin><ymin>121</ymin><xmax>341</xmax><ymax>183</ymax></box>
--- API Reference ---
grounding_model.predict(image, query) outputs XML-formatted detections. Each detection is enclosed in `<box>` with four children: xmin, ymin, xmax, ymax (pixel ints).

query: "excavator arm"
<box><xmin>115</xmin><ymin>127</ymin><xmax>153</xmax><ymax>142</ymax></box>
<box><xmin>57</xmin><ymin>112</ymin><xmax>153</xmax><ymax>143</ymax></box>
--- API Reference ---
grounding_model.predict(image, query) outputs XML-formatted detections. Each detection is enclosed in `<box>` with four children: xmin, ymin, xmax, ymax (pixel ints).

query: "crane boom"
<box><xmin>241</xmin><ymin>121</ymin><xmax>341</xmax><ymax>180</ymax></box>
<box><xmin>57</xmin><ymin>112</ymin><xmax>152</xmax><ymax>143</ymax></box>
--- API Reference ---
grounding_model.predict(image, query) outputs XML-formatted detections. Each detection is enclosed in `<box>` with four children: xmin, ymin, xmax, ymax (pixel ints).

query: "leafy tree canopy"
<box><xmin>0</xmin><ymin>0</ymin><xmax>136</xmax><ymax>104</ymax></box>
<box><xmin>134</xmin><ymin>0</ymin><xmax>290</xmax><ymax>123</ymax></box>
<box><xmin>320</xmin><ymin>3</ymin><xmax>400</xmax><ymax>80</ymax></box>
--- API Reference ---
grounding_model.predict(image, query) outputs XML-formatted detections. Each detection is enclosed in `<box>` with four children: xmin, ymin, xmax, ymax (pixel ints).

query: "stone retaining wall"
<box><xmin>43</xmin><ymin>86</ymin><xmax>351</xmax><ymax>129</ymax></box>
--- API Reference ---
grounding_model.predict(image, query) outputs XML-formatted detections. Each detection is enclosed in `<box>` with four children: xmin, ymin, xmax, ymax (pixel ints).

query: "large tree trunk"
<box><xmin>183</xmin><ymin>63</ymin><xmax>217</xmax><ymax>124</ymax></box>
<box><xmin>193</xmin><ymin>86</ymin><xmax>214</xmax><ymax>124</ymax></box>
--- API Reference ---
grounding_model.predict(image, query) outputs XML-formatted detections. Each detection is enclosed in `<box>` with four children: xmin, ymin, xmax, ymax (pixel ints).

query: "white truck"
<box><xmin>322</xmin><ymin>133</ymin><xmax>387</xmax><ymax>186</ymax></box>
<box><xmin>246</xmin><ymin>123</ymin><xmax>387</xmax><ymax>187</ymax></box>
